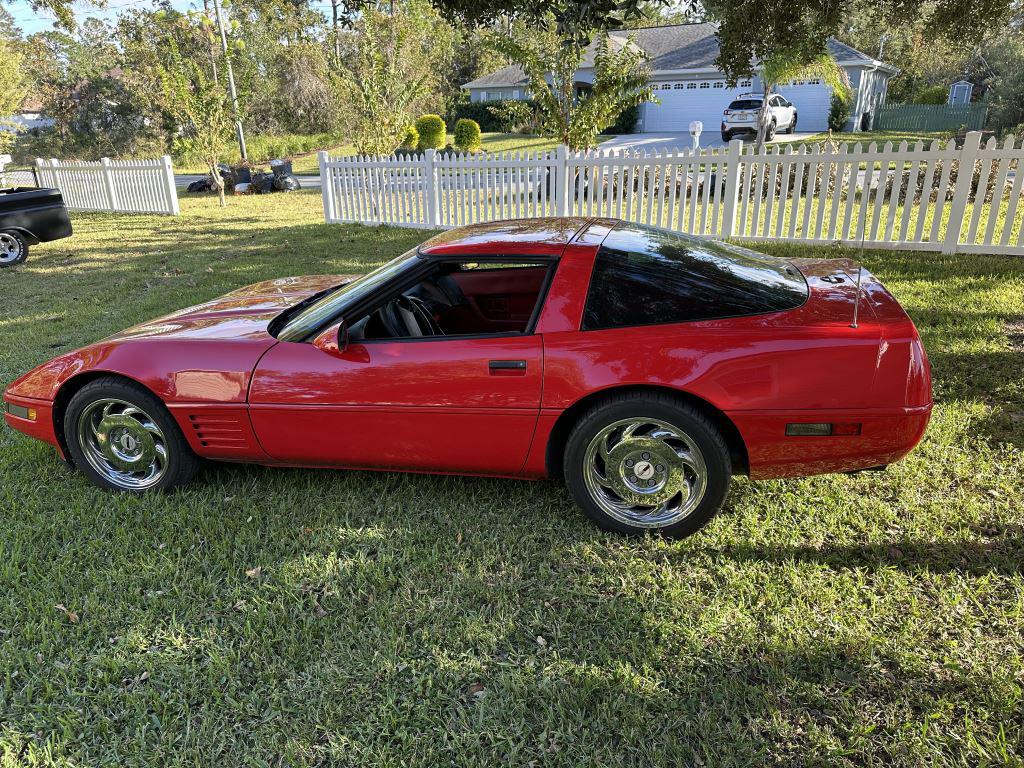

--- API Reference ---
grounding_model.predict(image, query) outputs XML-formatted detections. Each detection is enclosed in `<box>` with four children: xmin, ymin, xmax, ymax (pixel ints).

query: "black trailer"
<box><xmin>0</xmin><ymin>187</ymin><xmax>74</xmax><ymax>267</ymax></box>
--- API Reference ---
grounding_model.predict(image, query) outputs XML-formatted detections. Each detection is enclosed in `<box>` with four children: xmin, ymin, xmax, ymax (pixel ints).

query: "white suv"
<box><xmin>721</xmin><ymin>93</ymin><xmax>798</xmax><ymax>143</ymax></box>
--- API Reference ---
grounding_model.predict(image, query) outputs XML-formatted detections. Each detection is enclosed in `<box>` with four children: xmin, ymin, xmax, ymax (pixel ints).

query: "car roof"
<box><xmin>418</xmin><ymin>217</ymin><xmax>602</xmax><ymax>257</ymax></box>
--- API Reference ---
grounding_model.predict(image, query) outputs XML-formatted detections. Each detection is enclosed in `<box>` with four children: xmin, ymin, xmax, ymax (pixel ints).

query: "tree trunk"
<box><xmin>755</xmin><ymin>83</ymin><xmax>773</xmax><ymax>153</ymax></box>
<box><xmin>331</xmin><ymin>0</ymin><xmax>341</xmax><ymax>65</ymax></box>
<box><xmin>210</xmin><ymin>162</ymin><xmax>226</xmax><ymax>207</ymax></box>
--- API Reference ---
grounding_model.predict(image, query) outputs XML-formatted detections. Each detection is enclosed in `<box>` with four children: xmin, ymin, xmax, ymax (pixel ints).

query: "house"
<box><xmin>463</xmin><ymin>22</ymin><xmax>896</xmax><ymax>134</ymax></box>
<box><xmin>3</xmin><ymin>97</ymin><xmax>55</xmax><ymax>132</ymax></box>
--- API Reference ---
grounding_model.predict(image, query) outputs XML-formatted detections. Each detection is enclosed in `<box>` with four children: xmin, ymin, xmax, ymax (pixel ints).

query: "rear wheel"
<box><xmin>0</xmin><ymin>230</ymin><xmax>28</xmax><ymax>267</ymax></box>
<box><xmin>64</xmin><ymin>377</ymin><xmax>201</xmax><ymax>492</ymax></box>
<box><xmin>564</xmin><ymin>392</ymin><xmax>731</xmax><ymax>538</ymax></box>
<box><xmin>721</xmin><ymin>130</ymin><xmax>732</xmax><ymax>143</ymax></box>
<box><xmin>765</xmin><ymin>120</ymin><xmax>777</xmax><ymax>142</ymax></box>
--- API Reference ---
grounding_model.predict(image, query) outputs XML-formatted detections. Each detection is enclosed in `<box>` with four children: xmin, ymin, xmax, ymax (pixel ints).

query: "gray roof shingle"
<box><xmin>463</xmin><ymin>23</ymin><xmax>877</xmax><ymax>88</ymax></box>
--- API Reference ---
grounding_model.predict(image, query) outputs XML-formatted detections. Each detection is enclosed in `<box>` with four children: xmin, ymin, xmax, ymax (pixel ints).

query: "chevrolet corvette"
<box><xmin>3</xmin><ymin>218</ymin><xmax>932</xmax><ymax>537</ymax></box>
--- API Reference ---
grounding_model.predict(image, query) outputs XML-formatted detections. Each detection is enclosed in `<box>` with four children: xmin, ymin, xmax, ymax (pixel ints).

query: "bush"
<box><xmin>415</xmin><ymin>115</ymin><xmax>446</xmax><ymax>150</ymax></box>
<box><xmin>450</xmin><ymin>99</ymin><xmax>537</xmax><ymax>133</ymax></box>
<box><xmin>399</xmin><ymin>124</ymin><xmax>419</xmax><ymax>151</ymax></box>
<box><xmin>828</xmin><ymin>90</ymin><xmax>853</xmax><ymax>132</ymax></box>
<box><xmin>914</xmin><ymin>85</ymin><xmax>948</xmax><ymax>105</ymax></box>
<box><xmin>602</xmin><ymin>104</ymin><xmax>639</xmax><ymax>135</ymax></box>
<box><xmin>453</xmin><ymin>118</ymin><xmax>482</xmax><ymax>152</ymax></box>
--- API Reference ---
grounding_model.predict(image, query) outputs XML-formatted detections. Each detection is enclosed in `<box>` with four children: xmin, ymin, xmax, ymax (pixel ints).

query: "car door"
<box><xmin>247</xmin><ymin>331</ymin><xmax>543</xmax><ymax>476</ymax></box>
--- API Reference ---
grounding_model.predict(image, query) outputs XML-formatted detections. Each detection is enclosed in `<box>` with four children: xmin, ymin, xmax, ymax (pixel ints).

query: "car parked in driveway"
<box><xmin>721</xmin><ymin>93</ymin><xmax>799</xmax><ymax>143</ymax></box>
<box><xmin>4</xmin><ymin>218</ymin><xmax>931</xmax><ymax>538</ymax></box>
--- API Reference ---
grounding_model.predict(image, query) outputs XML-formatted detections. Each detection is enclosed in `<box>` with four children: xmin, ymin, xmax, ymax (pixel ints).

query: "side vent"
<box><xmin>187</xmin><ymin>411</ymin><xmax>254</xmax><ymax>454</ymax></box>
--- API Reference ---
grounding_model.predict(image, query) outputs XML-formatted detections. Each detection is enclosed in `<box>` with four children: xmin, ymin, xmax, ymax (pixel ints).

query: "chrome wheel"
<box><xmin>0</xmin><ymin>232</ymin><xmax>24</xmax><ymax>264</ymax></box>
<box><xmin>582</xmin><ymin>417</ymin><xmax>707</xmax><ymax>529</ymax></box>
<box><xmin>76</xmin><ymin>398</ymin><xmax>169</xmax><ymax>490</ymax></box>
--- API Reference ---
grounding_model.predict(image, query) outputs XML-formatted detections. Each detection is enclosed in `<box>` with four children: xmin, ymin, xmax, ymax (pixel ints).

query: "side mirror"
<box><xmin>312</xmin><ymin>320</ymin><xmax>348</xmax><ymax>357</ymax></box>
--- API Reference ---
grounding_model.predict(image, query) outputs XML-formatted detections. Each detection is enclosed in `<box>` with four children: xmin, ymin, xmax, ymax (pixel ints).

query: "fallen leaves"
<box><xmin>245</xmin><ymin>566</ymin><xmax>262</xmax><ymax>579</ymax></box>
<box><xmin>54</xmin><ymin>604</ymin><xmax>79</xmax><ymax>624</ymax></box>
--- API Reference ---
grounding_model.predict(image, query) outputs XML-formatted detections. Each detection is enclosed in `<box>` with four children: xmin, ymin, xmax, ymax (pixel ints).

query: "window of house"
<box><xmin>582</xmin><ymin>223</ymin><xmax>807</xmax><ymax>331</ymax></box>
<box><xmin>739</xmin><ymin>79</ymin><xmax>752</xmax><ymax>88</ymax></box>
<box><xmin>673</xmin><ymin>83</ymin><xmax>685</xmax><ymax>89</ymax></box>
<box><xmin>686</xmin><ymin>82</ymin><xmax>697</xmax><ymax>89</ymax></box>
<box><xmin>699</xmin><ymin>82</ymin><xmax>710</xmax><ymax>89</ymax></box>
<box><xmin>713</xmin><ymin>81</ymin><xmax>724</xmax><ymax>88</ymax></box>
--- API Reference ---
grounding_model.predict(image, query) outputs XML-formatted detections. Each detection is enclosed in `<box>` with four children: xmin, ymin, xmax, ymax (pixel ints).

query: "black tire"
<box><xmin>0</xmin><ymin>230</ymin><xmax>28</xmax><ymax>267</ymax></box>
<box><xmin>788</xmin><ymin>114</ymin><xmax>798</xmax><ymax>134</ymax></box>
<box><xmin>766</xmin><ymin>121</ymin><xmax>777</xmax><ymax>142</ymax></box>
<box><xmin>721</xmin><ymin>131</ymin><xmax>732</xmax><ymax>143</ymax></box>
<box><xmin>63</xmin><ymin>376</ymin><xmax>201</xmax><ymax>493</ymax></box>
<box><xmin>563</xmin><ymin>392</ymin><xmax>732</xmax><ymax>538</ymax></box>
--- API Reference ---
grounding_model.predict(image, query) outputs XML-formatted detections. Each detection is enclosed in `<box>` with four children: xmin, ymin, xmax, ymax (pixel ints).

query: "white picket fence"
<box><xmin>35</xmin><ymin>156</ymin><xmax>179</xmax><ymax>215</ymax></box>
<box><xmin>319</xmin><ymin>131</ymin><xmax>1024</xmax><ymax>256</ymax></box>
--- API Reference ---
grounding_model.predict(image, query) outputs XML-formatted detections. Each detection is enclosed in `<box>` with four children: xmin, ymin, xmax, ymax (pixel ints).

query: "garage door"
<box><xmin>777</xmin><ymin>79</ymin><xmax>832</xmax><ymax>132</ymax></box>
<box><xmin>643</xmin><ymin>78</ymin><xmax>753</xmax><ymax>133</ymax></box>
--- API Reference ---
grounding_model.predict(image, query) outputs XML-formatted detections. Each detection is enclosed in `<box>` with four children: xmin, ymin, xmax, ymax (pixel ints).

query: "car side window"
<box><xmin>581</xmin><ymin>223</ymin><xmax>808</xmax><ymax>330</ymax></box>
<box><xmin>349</xmin><ymin>259</ymin><xmax>554</xmax><ymax>341</ymax></box>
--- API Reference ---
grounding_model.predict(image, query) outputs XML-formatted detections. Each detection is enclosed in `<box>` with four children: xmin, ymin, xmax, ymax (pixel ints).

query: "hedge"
<box><xmin>453</xmin><ymin>118</ymin><xmax>482</xmax><ymax>152</ymax></box>
<box><xmin>449</xmin><ymin>100</ymin><xmax>536</xmax><ymax>133</ymax></box>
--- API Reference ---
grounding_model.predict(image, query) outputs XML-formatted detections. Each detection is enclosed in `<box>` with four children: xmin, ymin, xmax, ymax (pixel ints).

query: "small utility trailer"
<box><xmin>0</xmin><ymin>187</ymin><xmax>73</xmax><ymax>267</ymax></box>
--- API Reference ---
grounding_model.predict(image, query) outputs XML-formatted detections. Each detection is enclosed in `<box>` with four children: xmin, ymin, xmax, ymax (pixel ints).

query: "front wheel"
<box><xmin>0</xmin><ymin>230</ymin><xmax>28</xmax><ymax>267</ymax></box>
<box><xmin>765</xmin><ymin>121</ymin><xmax>777</xmax><ymax>142</ymax></box>
<box><xmin>788</xmin><ymin>114</ymin><xmax>798</xmax><ymax>134</ymax></box>
<box><xmin>64</xmin><ymin>377</ymin><xmax>201</xmax><ymax>492</ymax></box>
<box><xmin>564</xmin><ymin>392</ymin><xmax>732</xmax><ymax>538</ymax></box>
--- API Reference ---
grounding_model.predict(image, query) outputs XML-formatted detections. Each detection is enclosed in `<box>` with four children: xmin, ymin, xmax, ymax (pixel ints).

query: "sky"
<box><xmin>4</xmin><ymin>0</ymin><xmax>198</xmax><ymax>36</ymax></box>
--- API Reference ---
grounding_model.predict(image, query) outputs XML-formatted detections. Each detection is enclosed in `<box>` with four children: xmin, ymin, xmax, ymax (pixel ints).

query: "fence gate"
<box><xmin>35</xmin><ymin>156</ymin><xmax>180</xmax><ymax>215</ymax></box>
<box><xmin>320</xmin><ymin>132</ymin><xmax>1024</xmax><ymax>256</ymax></box>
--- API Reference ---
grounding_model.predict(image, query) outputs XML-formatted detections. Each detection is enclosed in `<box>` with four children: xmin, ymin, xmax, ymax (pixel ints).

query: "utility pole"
<box><xmin>212</xmin><ymin>0</ymin><xmax>247</xmax><ymax>161</ymax></box>
<box><xmin>331</xmin><ymin>0</ymin><xmax>341</xmax><ymax>65</ymax></box>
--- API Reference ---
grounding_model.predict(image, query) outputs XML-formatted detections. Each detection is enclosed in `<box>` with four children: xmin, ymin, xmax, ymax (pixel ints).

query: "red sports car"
<box><xmin>4</xmin><ymin>218</ymin><xmax>932</xmax><ymax>537</ymax></box>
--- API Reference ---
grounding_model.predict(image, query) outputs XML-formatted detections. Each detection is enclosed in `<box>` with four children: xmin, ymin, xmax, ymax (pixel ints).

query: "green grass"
<box><xmin>800</xmin><ymin>130</ymin><xmax>956</xmax><ymax>150</ymax></box>
<box><xmin>1</xmin><ymin>191</ymin><xmax>1023</xmax><ymax>767</ymax></box>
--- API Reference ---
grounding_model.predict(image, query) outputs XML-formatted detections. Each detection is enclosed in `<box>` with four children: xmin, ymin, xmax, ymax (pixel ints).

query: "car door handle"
<box><xmin>489</xmin><ymin>360</ymin><xmax>527</xmax><ymax>375</ymax></box>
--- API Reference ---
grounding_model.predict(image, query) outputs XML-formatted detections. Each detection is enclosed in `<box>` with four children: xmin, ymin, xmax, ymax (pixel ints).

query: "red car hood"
<box><xmin>105</xmin><ymin>275</ymin><xmax>355</xmax><ymax>342</ymax></box>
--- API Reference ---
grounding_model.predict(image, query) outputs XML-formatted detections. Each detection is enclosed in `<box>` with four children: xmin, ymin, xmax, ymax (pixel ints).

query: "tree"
<box><xmin>0</xmin><ymin>36</ymin><xmax>27</xmax><ymax>153</ymax></box>
<box><xmin>493</xmin><ymin>15</ymin><xmax>654</xmax><ymax>149</ymax></box>
<box><xmin>754</xmin><ymin>54</ymin><xmax>849</xmax><ymax>148</ymax></box>
<box><xmin>153</xmin><ymin>20</ymin><xmax>233</xmax><ymax>205</ymax></box>
<box><xmin>338</xmin><ymin>4</ymin><xmax>439</xmax><ymax>155</ymax></box>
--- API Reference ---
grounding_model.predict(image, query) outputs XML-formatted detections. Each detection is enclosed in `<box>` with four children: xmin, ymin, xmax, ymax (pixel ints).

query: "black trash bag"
<box><xmin>231</xmin><ymin>165</ymin><xmax>252</xmax><ymax>186</ymax></box>
<box><xmin>272</xmin><ymin>174</ymin><xmax>301</xmax><ymax>192</ymax></box>
<box><xmin>187</xmin><ymin>178</ymin><xmax>211</xmax><ymax>193</ymax></box>
<box><xmin>270</xmin><ymin>158</ymin><xmax>293</xmax><ymax>177</ymax></box>
<box><xmin>251</xmin><ymin>171</ymin><xmax>275</xmax><ymax>194</ymax></box>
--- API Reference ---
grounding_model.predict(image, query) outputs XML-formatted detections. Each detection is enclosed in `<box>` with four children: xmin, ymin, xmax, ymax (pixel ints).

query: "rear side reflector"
<box><xmin>786</xmin><ymin>422</ymin><xmax>861</xmax><ymax>436</ymax></box>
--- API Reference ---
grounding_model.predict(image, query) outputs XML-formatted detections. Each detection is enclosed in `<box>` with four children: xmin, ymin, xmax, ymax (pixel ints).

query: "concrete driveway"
<box><xmin>600</xmin><ymin>131</ymin><xmax>817</xmax><ymax>153</ymax></box>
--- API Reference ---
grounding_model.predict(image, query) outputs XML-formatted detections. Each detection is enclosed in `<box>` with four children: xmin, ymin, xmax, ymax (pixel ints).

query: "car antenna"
<box><xmin>850</xmin><ymin>226</ymin><xmax>865</xmax><ymax>329</ymax></box>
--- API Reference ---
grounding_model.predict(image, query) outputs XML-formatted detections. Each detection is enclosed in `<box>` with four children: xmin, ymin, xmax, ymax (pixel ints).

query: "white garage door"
<box><xmin>777</xmin><ymin>79</ymin><xmax>833</xmax><ymax>132</ymax></box>
<box><xmin>643</xmin><ymin>78</ymin><xmax>753</xmax><ymax>133</ymax></box>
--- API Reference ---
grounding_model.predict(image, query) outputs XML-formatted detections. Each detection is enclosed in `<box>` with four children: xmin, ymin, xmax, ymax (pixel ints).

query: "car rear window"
<box><xmin>582</xmin><ymin>222</ymin><xmax>808</xmax><ymax>330</ymax></box>
<box><xmin>728</xmin><ymin>99</ymin><xmax>762</xmax><ymax>110</ymax></box>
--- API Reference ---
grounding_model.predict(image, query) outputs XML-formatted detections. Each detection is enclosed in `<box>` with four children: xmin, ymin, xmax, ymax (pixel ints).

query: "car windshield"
<box><xmin>728</xmin><ymin>99</ymin><xmax>762</xmax><ymax>110</ymax></box>
<box><xmin>273</xmin><ymin>248</ymin><xmax>421</xmax><ymax>342</ymax></box>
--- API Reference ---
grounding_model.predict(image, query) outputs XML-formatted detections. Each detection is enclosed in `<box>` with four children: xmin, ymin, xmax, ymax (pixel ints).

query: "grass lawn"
<box><xmin>1</xmin><ymin>190</ymin><xmax>1022</xmax><ymax>767</ymax></box>
<box><xmin>800</xmin><ymin>130</ymin><xmax>956</xmax><ymax>150</ymax></box>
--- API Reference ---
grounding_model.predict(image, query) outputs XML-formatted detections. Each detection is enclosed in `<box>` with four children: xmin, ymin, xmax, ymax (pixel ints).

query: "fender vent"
<box><xmin>187</xmin><ymin>411</ymin><xmax>253</xmax><ymax>452</ymax></box>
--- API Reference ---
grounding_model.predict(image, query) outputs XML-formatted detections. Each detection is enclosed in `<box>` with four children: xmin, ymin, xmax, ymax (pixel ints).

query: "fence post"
<box><xmin>318</xmin><ymin>151</ymin><xmax>335</xmax><ymax>223</ymax></box>
<box><xmin>554</xmin><ymin>145</ymin><xmax>569</xmax><ymax>217</ymax></box>
<box><xmin>50</xmin><ymin>158</ymin><xmax>61</xmax><ymax>194</ymax></box>
<box><xmin>720</xmin><ymin>139</ymin><xmax>744</xmax><ymax>237</ymax></box>
<box><xmin>942</xmin><ymin>130</ymin><xmax>981</xmax><ymax>255</ymax></box>
<box><xmin>423</xmin><ymin>149</ymin><xmax>440</xmax><ymax>228</ymax></box>
<box><xmin>34</xmin><ymin>158</ymin><xmax>44</xmax><ymax>188</ymax></box>
<box><xmin>160</xmin><ymin>155</ymin><xmax>179</xmax><ymax>215</ymax></box>
<box><xmin>100</xmin><ymin>157</ymin><xmax>118</xmax><ymax>211</ymax></box>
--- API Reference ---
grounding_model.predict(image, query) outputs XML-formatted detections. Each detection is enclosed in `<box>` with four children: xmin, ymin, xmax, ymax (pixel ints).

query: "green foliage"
<box><xmin>485</xmin><ymin>100</ymin><xmax>536</xmax><ymax>133</ymax></box>
<box><xmin>415</xmin><ymin>114</ymin><xmax>447</xmax><ymax>150</ymax></box>
<box><xmin>399</xmin><ymin>123</ymin><xmax>420</xmax><ymax>150</ymax></box>
<box><xmin>492</xmin><ymin>16</ymin><xmax>654</xmax><ymax>150</ymax></box>
<box><xmin>914</xmin><ymin>84</ymin><xmax>948</xmax><ymax>105</ymax></box>
<box><xmin>453</xmin><ymin>118</ymin><xmax>481</xmax><ymax>151</ymax></box>
<box><xmin>0</xmin><ymin>36</ymin><xmax>27</xmax><ymax>153</ymax></box>
<box><xmin>340</xmin><ymin>6</ymin><xmax>435</xmax><ymax>156</ymax></box>
<box><xmin>828</xmin><ymin>89</ymin><xmax>853</xmax><ymax>131</ymax></box>
<box><xmin>756</xmin><ymin>53</ymin><xmax>849</xmax><ymax>148</ymax></box>
<box><xmin>603</xmin><ymin>103</ymin><xmax>638</xmax><ymax>134</ymax></box>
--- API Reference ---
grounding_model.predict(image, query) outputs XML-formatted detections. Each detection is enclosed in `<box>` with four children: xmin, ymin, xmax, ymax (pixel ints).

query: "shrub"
<box><xmin>450</xmin><ymin>99</ymin><xmax>537</xmax><ymax>132</ymax></box>
<box><xmin>399</xmin><ymin>123</ymin><xmax>419</xmax><ymax>150</ymax></box>
<box><xmin>415</xmin><ymin>115</ymin><xmax>446</xmax><ymax>150</ymax></box>
<box><xmin>453</xmin><ymin>118</ymin><xmax>482</xmax><ymax>152</ymax></box>
<box><xmin>914</xmin><ymin>85</ymin><xmax>948</xmax><ymax>105</ymax></box>
<box><xmin>828</xmin><ymin>90</ymin><xmax>853</xmax><ymax>132</ymax></box>
<box><xmin>602</xmin><ymin>104</ymin><xmax>639</xmax><ymax>135</ymax></box>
